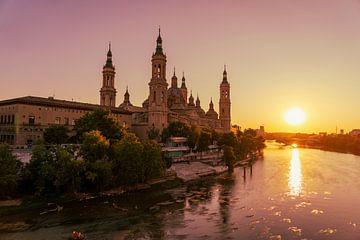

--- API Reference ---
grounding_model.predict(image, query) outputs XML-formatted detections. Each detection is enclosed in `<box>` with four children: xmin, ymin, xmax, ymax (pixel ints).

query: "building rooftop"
<box><xmin>0</xmin><ymin>96</ymin><xmax>132</xmax><ymax>115</ymax></box>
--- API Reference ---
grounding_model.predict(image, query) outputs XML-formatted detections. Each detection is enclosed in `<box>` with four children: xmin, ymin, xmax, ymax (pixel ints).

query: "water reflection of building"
<box><xmin>288</xmin><ymin>148</ymin><xmax>302</xmax><ymax>196</ymax></box>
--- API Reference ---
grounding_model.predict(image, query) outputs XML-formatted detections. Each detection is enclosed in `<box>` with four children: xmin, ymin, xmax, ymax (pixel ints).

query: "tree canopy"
<box><xmin>43</xmin><ymin>125</ymin><xmax>69</xmax><ymax>144</ymax></box>
<box><xmin>74</xmin><ymin>108</ymin><xmax>124</xmax><ymax>142</ymax></box>
<box><xmin>0</xmin><ymin>144</ymin><xmax>22</xmax><ymax>198</ymax></box>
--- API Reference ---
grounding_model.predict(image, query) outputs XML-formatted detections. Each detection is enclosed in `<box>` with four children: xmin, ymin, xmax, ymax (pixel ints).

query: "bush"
<box><xmin>0</xmin><ymin>144</ymin><xmax>22</xmax><ymax>198</ymax></box>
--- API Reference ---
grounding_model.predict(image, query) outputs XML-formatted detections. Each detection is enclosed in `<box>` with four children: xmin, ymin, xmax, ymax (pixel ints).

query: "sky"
<box><xmin>1</xmin><ymin>0</ymin><xmax>360</xmax><ymax>133</ymax></box>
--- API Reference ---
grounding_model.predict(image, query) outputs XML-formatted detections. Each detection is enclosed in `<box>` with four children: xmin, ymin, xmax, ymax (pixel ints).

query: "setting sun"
<box><xmin>284</xmin><ymin>108</ymin><xmax>306</xmax><ymax>126</ymax></box>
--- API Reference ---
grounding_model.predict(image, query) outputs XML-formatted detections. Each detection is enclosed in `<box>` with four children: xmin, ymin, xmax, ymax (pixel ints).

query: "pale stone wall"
<box><xmin>0</xmin><ymin>100</ymin><xmax>132</xmax><ymax>147</ymax></box>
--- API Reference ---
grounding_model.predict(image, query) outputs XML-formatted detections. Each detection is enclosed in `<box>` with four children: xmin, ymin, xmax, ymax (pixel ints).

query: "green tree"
<box><xmin>27</xmin><ymin>144</ymin><xmax>57</xmax><ymax>195</ymax></box>
<box><xmin>53</xmin><ymin>146</ymin><xmax>85</xmax><ymax>193</ymax></box>
<box><xmin>74</xmin><ymin>108</ymin><xmax>124</xmax><ymax>142</ymax></box>
<box><xmin>161</xmin><ymin>121</ymin><xmax>191</xmax><ymax>142</ymax></box>
<box><xmin>187</xmin><ymin>126</ymin><xmax>199</xmax><ymax>150</ymax></box>
<box><xmin>142</xmin><ymin>140</ymin><xmax>166</xmax><ymax>180</ymax></box>
<box><xmin>147</xmin><ymin>126</ymin><xmax>160</xmax><ymax>141</ymax></box>
<box><xmin>197</xmin><ymin>130</ymin><xmax>212</xmax><ymax>152</ymax></box>
<box><xmin>0</xmin><ymin>144</ymin><xmax>22</xmax><ymax>198</ymax></box>
<box><xmin>218</xmin><ymin>132</ymin><xmax>237</xmax><ymax>148</ymax></box>
<box><xmin>43</xmin><ymin>125</ymin><xmax>69</xmax><ymax>144</ymax></box>
<box><xmin>112</xmin><ymin>132</ymin><xmax>144</xmax><ymax>185</ymax></box>
<box><xmin>223</xmin><ymin>146</ymin><xmax>236</xmax><ymax>172</ymax></box>
<box><xmin>81</xmin><ymin>130</ymin><xmax>110</xmax><ymax>162</ymax></box>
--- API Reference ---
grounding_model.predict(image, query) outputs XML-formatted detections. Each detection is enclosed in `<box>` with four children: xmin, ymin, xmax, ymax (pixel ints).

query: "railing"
<box><xmin>172</xmin><ymin>151</ymin><xmax>223</xmax><ymax>163</ymax></box>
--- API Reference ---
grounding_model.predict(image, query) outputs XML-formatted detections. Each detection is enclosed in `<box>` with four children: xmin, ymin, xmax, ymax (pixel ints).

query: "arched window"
<box><xmin>161</xmin><ymin>91</ymin><xmax>164</xmax><ymax>103</ymax></box>
<box><xmin>157</xmin><ymin>64</ymin><xmax>161</xmax><ymax>77</ymax></box>
<box><xmin>153</xmin><ymin>91</ymin><xmax>156</xmax><ymax>102</ymax></box>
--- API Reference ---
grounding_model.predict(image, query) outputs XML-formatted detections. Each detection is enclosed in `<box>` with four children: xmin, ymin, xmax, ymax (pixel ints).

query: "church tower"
<box><xmin>100</xmin><ymin>43</ymin><xmax>117</xmax><ymax>107</ymax></box>
<box><xmin>148</xmin><ymin>28</ymin><xmax>168</xmax><ymax>130</ymax></box>
<box><xmin>219</xmin><ymin>65</ymin><xmax>231</xmax><ymax>132</ymax></box>
<box><xmin>180</xmin><ymin>72</ymin><xmax>188</xmax><ymax>104</ymax></box>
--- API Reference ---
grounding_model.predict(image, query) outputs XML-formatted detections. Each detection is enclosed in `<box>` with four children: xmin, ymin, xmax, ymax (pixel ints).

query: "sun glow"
<box><xmin>284</xmin><ymin>108</ymin><xmax>306</xmax><ymax>126</ymax></box>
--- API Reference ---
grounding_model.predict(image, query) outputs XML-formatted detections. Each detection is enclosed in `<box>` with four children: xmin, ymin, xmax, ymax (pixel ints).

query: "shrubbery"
<box><xmin>0</xmin><ymin>144</ymin><xmax>21</xmax><ymax>198</ymax></box>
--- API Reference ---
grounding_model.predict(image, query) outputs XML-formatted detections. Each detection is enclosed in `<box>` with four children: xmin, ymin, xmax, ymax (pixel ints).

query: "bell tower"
<box><xmin>219</xmin><ymin>65</ymin><xmax>231</xmax><ymax>132</ymax></box>
<box><xmin>148</xmin><ymin>28</ymin><xmax>168</xmax><ymax>131</ymax></box>
<box><xmin>100</xmin><ymin>43</ymin><xmax>117</xmax><ymax>107</ymax></box>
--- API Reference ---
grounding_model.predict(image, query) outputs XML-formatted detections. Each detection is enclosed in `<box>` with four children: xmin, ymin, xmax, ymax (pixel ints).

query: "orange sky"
<box><xmin>1</xmin><ymin>0</ymin><xmax>360</xmax><ymax>133</ymax></box>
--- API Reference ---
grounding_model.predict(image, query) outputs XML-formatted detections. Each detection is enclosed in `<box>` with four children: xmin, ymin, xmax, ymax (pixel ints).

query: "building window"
<box><xmin>64</xmin><ymin>117</ymin><xmax>69</xmax><ymax>125</ymax></box>
<box><xmin>161</xmin><ymin>91</ymin><xmax>164</xmax><ymax>103</ymax></box>
<box><xmin>153</xmin><ymin>91</ymin><xmax>156</xmax><ymax>102</ymax></box>
<box><xmin>0</xmin><ymin>115</ymin><xmax>3</xmax><ymax>124</ymax></box>
<box><xmin>28</xmin><ymin>116</ymin><xmax>35</xmax><ymax>125</ymax></box>
<box><xmin>11</xmin><ymin>115</ymin><xmax>14</xmax><ymax>124</ymax></box>
<box><xmin>55</xmin><ymin>117</ymin><xmax>61</xmax><ymax>124</ymax></box>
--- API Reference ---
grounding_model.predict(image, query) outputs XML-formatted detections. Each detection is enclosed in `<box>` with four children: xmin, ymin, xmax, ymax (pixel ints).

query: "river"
<box><xmin>1</xmin><ymin>142</ymin><xmax>360</xmax><ymax>239</ymax></box>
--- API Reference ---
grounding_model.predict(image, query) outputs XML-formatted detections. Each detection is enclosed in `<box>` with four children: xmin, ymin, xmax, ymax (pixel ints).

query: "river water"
<box><xmin>2</xmin><ymin>142</ymin><xmax>360</xmax><ymax>239</ymax></box>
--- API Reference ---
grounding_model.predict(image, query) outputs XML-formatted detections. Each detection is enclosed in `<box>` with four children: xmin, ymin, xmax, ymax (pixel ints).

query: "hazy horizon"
<box><xmin>2</xmin><ymin>0</ymin><xmax>360</xmax><ymax>133</ymax></box>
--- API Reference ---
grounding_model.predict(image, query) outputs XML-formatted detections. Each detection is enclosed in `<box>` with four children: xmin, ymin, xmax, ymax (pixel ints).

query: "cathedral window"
<box><xmin>157</xmin><ymin>64</ymin><xmax>161</xmax><ymax>78</ymax></box>
<box><xmin>28</xmin><ymin>116</ymin><xmax>35</xmax><ymax>125</ymax></box>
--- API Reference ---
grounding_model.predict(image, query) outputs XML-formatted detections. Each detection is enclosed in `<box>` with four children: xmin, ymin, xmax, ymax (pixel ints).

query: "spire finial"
<box><xmin>126</xmin><ymin>85</ymin><xmax>128</xmax><ymax>92</ymax></box>
<box><xmin>109</xmin><ymin>41</ymin><xmax>111</xmax><ymax>51</ymax></box>
<box><xmin>173</xmin><ymin>66</ymin><xmax>176</xmax><ymax>76</ymax></box>
<box><xmin>224</xmin><ymin>64</ymin><xmax>226</xmax><ymax>71</ymax></box>
<box><xmin>158</xmin><ymin>26</ymin><xmax>161</xmax><ymax>36</ymax></box>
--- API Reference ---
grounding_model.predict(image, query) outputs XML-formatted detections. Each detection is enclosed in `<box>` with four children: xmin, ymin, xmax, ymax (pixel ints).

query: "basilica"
<box><xmin>0</xmin><ymin>29</ymin><xmax>231</xmax><ymax>146</ymax></box>
<box><xmin>100</xmin><ymin>29</ymin><xmax>231</xmax><ymax>138</ymax></box>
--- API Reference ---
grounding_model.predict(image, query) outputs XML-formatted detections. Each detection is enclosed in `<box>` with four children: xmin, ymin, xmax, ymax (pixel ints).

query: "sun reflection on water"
<box><xmin>288</xmin><ymin>148</ymin><xmax>302</xmax><ymax>196</ymax></box>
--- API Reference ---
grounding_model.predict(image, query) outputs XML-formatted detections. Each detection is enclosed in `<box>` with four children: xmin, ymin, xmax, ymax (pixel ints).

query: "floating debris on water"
<box><xmin>349</xmin><ymin>221</ymin><xmax>357</xmax><ymax>228</ymax></box>
<box><xmin>272</xmin><ymin>211</ymin><xmax>281</xmax><ymax>217</ymax></box>
<box><xmin>288</xmin><ymin>226</ymin><xmax>302</xmax><ymax>236</ymax></box>
<box><xmin>295</xmin><ymin>201</ymin><xmax>311</xmax><ymax>208</ymax></box>
<box><xmin>250</xmin><ymin>217</ymin><xmax>265</xmax><ymax>225</ymax></box>
<box><xmin>318</xmin><ymin>228</ymin><xmax>337</xmax><ymax>235</ymax></box>
<box><xmin>310</xmin><ymin>209</ymin><xmax>324</xmax><ymax>215</ymax></box>
<box><xmin>267</xmin><ymin>206</ymin><xmax>276</xmax><ymax>211</ymax></box>
<box><xmin>269</xmin><ymin>235</ymin><xmax>282</xmax><ymax>240</ymax></box>
<box><xmin>282</xmin><ymin>218</ymin><xmax>291</xmax><ymax>223</ymax></box>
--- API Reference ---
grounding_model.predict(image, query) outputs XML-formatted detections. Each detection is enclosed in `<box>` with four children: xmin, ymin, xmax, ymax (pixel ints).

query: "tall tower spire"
<box><xmin>100</xmin><ymin>42</ymin><xmax>117</xmax><ymax>107</ymax></box>
<box><xmin>219</xmin><ymin>66</ymin><xmax>231</xmax><ymax>132</ymax></box>
<box><xmin>155</xmin><ymin>26</ymin><xmax>163</xmax><ymax>55</ymax></box>
<box><xmin>196</xmin><ymin>93</ymin><xmax>201</xmax><ymax>108</ymax></box>
<box><xmin>222</xmin><ymin>64</ymin><xmax>228</xmax><ymax>83</ymax></box>
<box><xmin>180</xmin><ymin>71</ymin><xmax>188</xmax><ymax>103</ymax></box>
<box><xmin>171</xmin><ymin>66</ymin><xmax>178</xmax><ymax>88</ymax></box>
<box><xmin>148</xmin><ymin>27</ymin><xmax>168</xmax><ymax>131</ymax></box>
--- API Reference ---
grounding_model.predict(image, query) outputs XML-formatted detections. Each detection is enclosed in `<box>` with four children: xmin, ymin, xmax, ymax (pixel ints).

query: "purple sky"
<box><xmin>2</xmin><ymin>0</ymin><xmax>360</xmax><ymax>133</ymax></box>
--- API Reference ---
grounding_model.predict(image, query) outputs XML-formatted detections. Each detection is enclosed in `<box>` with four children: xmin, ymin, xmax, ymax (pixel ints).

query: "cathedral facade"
<box><xmin>101</xmin><ymin>29</ymin><xmax>232</xmax><ymax>138</ymax></box>
<box><xmin>0</xmin><ymin>29</ymin><xmax>232</xmax><ymax>147</ymax></box>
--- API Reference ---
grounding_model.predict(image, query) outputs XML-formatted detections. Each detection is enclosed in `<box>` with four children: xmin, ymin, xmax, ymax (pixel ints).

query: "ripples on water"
<box><xmin>2</xmin><ymin>142</ymin><xmax>360</xmax><ymax>239</ymax></box>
